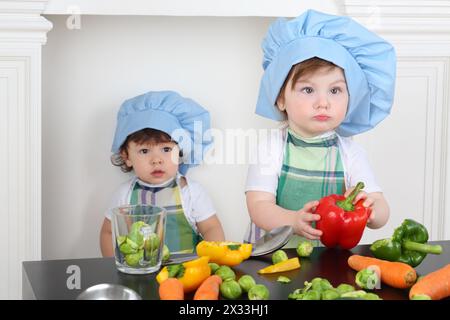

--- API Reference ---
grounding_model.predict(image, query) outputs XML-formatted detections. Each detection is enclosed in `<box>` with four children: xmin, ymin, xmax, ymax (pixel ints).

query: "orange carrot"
<box><xmin>193</xmin><ymin>275</ymin><xmax>223</xmax><ymax>300</ymax></box>
<box><xmin>409</xmin><ymin>264</ymin><xmax>450</xmax><ymax>300</ymax></box>
<box><xmin>348</xmin><ymin>255</ymin><xmax>417</xmax><ymax>289</ymax></box>
<box><xmin>159</xmin><ymin>278</ymin><xmax>184</xmax><ymax>300</ymax></box>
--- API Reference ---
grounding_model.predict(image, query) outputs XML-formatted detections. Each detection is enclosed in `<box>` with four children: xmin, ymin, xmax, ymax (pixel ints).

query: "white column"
<box><xmin>0</xmin><ymin>0</ymin><xmax>52</xmax><ymax>299</ymax></box>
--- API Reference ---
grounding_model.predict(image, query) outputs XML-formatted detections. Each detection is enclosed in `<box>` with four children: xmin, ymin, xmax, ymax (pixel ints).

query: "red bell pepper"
<box><xmin>315</xmin><ymin>182</ymin><xmax>371</xmax><ymax>249</ymax></box>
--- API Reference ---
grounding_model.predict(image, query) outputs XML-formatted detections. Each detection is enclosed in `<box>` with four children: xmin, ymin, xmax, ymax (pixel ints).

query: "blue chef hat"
<box><xmin>256</xmin><ymin>9</ymin><xmax>396</xmax><ymax>136</ymax></box>
<box><xmin>111</xmin><ymin>91</ymin><xmax>213</xmax><ymax>175</ymax></box>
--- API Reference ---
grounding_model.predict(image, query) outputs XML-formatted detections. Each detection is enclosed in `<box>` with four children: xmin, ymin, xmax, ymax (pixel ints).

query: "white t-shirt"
<box><xmin>104</xmin><ymin>175</ymin><xmax>216</xmax><ymax>233</ymax></box>
<box><xmin>245</xmin><ymin>127</ymin><xmax>382</xmax><ymax>195</ymax></box>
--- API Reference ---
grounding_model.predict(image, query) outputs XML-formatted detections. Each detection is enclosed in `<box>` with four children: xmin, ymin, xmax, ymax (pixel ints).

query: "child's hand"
<box><xmin>344</xmin><ymin>187</ymin><xmax>375</xmax><ymax>225</ymax></box>
<box><xmin>293</xmin><ymin>200</ymin><xmax>322</xmax><ymax>240</ymax></box>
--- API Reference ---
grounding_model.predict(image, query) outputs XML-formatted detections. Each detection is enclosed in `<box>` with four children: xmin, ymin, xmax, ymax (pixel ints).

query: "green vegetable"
<box><xmin>296</xmin><ymin>241</ymin><xmax>314</xmax><ymax>257</ymax></box>
<box><xmin>208</xmin><ymin>262</ymin><xmax>220</xmax><ymax>274</ymax></box>
<box><xmin>321</xmin><ymin>289</ymin><xmax>340</xmax><ymax>300</ymax></box>
<box><xmin>162</xmin><ymin>245</ymin><xmax>170</xmax><ymax>262</ymax></box>
<box><xmin>144</xmin><ymin>233</ymin><xmax>160</xmax><ymax>252</ymax></box>
<box><xmin>370</xmin><ymin>219</ymin><xmax>443</xmax><ymax>267</ymax></box>
<box><xmin>310</xmin><ymin>277</ymin><xmax>333</xmax><ymax>292</ymax></box>
<box><xmin>117</xmin><ymin>235</ymin><xmax>127</xmax><ymax>246</ymax></box>
<box><xmin>277</xmin><ymin>276</ymin><xmax>291</xmax><ymax>284</ymax></box>
<box><xmin>248</xmin><ymin>284</ymin><xmax>270</xmax><ymax>300</ymax></box>
<box><xmin>356</xmin><ymin>268</ymin><xmax>380</xmax><ymax>290</ymax></box>
<box><xmin>272</xmin><ymin>250</ymin><xmax>288</xmax><ymax>264</ymax></box>
<box><xmin>130</xmin><ymin>221</ymin><xmax>148</xmax><ymax>234</ymax></box>
<box><xmin>411</xmin><ymin>295</ymin><xmax>432</xmax><ymax>300</ymax></box>
<box><xmin>362</xmin><ymin>293</ymin><xmax>382</xmax><ymax>300</ymax></box>
<box><xmin>167</xmin><ymin>264</ymin><xmax>185</xmax><ymax>278</ymax></box>
<box><xmin>126</xmin><ymin>235</ymin><xmax>142</xmax><ymax>250</ymax></box>
<box><xmin>215</xmin><ymin>265</ymin><xmax>236</xmax><ymax>281</ymax></box>
<box><xmin>340</xmin><ymin>290</ymin><xmax>367</xmax><ymax>299</ymax></box>
<box><xmin>220</xmin><ymin>279</ymin><xmax>242</xmax><ymax>299</ymax></box>
<box><xmin>119</xmin><ymin>242</ymin><xmax>137</xmax><ymax>255</ymax></box>
<box><xmin>288</xmin><ymin>289</ymin><xmax>304</xmax><ymax>300</ymax></box>
<box><xmin>238</xmin><ymin>275</ymin><xmax>256</xmax><ymax>292</ymax></box>
<box><xmin>302</xmin><ymin>290</ymin><xmax>321</xmax><ymax>300</ymax></box>
<box><xmin>336</xmin><ymin>283</ymin><xmax>355</xmax><ymax>295</ymax></box>
<box><xmin>124</xmin><ymin>249</ymin><xmax>143</xmax><ymax>267</ymax></box>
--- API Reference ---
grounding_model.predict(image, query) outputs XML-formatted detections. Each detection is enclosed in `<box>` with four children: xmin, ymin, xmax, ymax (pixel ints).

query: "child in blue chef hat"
<box><xmin>245</xmin><ymin>10</ymin><xmax>396</xmax><ymax>246</ymax></box>
<box><xmin>100</xmin><ymin>91</ymin><xmax>225</xmax><ymax>256</ymax></box>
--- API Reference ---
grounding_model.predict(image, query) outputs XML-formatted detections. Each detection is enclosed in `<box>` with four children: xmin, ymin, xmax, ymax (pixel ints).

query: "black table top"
<box><xmin>22</xmin><ymin>241</ymin><xmax>450</xmax><ymax>300</ymax></box>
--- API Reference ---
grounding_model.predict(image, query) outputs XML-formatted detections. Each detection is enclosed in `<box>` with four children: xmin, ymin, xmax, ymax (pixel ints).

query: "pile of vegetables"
<box><xmin>288</xmin><ymin>277</ymin><xmax>382</xmax><ymax>300</ymax></box>
<box><xmin>116</xmin><ymin>221</ymin><xmax>165</xmax><ymax>267</ymax></box>
<box><xmin>158</xmin><ymin>219</ymin><xmax>450</xmax><ymax>301</ymax></box>
<box><xmin>157</xmin><ymin>257</ymin><xmax>269</xmax><ymax>300</ymax></box>
<box><xmin>214</xmin><ymin>265</ymin><xmax>269</xmax><ymax>300</ymax></box>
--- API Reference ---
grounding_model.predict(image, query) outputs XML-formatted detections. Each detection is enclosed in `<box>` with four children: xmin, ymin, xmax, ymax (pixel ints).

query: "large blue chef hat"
<box><xmin>256</xmin><ymin>9</ymin><xmax>396</xmax><ymax>136</ymax></box>
<box><xmin>111</xmin><ymin>91</ymin><xmax>213</xmax><ymax>175</ymax></box>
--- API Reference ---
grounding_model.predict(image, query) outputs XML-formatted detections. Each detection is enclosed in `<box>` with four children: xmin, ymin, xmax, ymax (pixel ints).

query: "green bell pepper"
<box><xmin>370</xmin><ymin>219</ymin><xmax>442</xmax><ymax>267</ymax></box>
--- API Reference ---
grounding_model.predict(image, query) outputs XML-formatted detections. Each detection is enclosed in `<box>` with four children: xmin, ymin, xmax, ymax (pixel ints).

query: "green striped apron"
<box><xmin>245</xmin><ymin>128</ymin><xmax>345</xmax><ymax>247</ymax></box>
<box><xmin>130</xmin><ymin>177</ymin><xmax>202</xmax><ymax>254</ymax></box>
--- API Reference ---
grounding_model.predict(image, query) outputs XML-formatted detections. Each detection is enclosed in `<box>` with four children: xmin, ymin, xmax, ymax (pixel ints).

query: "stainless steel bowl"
<box><xmin>76</xmin><ymin>284</ymin><xmax>142</xmax><ymax>300</ymax></box>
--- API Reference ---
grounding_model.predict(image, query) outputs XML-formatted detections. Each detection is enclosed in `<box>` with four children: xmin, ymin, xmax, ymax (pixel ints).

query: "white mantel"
<box><xmin>1</xmin><ymin>0</ymin><xmax>450</xmax><ymax>299</ymax></box>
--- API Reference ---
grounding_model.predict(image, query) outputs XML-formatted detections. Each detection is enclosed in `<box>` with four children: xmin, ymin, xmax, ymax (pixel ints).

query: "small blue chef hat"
<box><xmin>111</xmin><ymin>91</ymin><xmax>212</xmax><ymax>175</ymax></box>
<box><xmin>256</xmin><ymin>9</ymin><xmax>396</xmax><ymax>136</ymax></box>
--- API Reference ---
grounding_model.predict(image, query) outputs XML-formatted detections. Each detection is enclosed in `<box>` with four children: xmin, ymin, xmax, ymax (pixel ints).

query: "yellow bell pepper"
<box><xmin>196</xmin><ymin>241</ymin><xmax>252</xmax><ymax>266</ymax></box>
<box><xmin>156</xmin><ymin>256</ymin><xmax>211</xmax><ymax>293</ymax></box>
<box><xmin>257</xmin><ymin>257</ymin><xmax>301</xmax><ymax>274</ymax></box>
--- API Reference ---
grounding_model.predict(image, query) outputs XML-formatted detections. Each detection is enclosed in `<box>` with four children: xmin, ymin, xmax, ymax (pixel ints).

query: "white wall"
<box><xmin>42</xmin><ymin>15</ymin><xmax>278</xmax><ymax>259</ymax></box>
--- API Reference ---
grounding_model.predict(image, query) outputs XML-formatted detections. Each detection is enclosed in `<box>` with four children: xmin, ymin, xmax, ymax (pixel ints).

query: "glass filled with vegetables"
<box><xmin>111</xmin><ymin>205</ymin><xmax>167</xmax><ymax>274</ymax></box>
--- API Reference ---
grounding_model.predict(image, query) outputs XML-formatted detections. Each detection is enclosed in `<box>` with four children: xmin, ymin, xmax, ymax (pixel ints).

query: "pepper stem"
<box><xmin>336</xmin><ymin>182</ymin><xmax>365</xmax><ymax>211</ymax></box>
<box><xmin>402</xmin><ymin>240</ymin><xmax>443</xmax><ymax>254</ymax></box>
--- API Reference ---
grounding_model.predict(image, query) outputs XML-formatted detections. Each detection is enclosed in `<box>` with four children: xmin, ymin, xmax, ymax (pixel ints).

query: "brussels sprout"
<box><xmin>162</xmin><ymin>245</ymin><xmax>170</xmax><ymax>262</ymax></box>
<box><xmin>272</xmin><ymin>250</ymin><xmax>288</xmax><ymax>264</ymax></box>
<box><xmin>296</xmin><ymin>241</ymin><xmax>314</xmax><ymax>257</ymax></box>
<box><xmin>362</xmin><ymin>293</ymin><xmax>382</xmax><ymax>300</ymax></box>
<box><xmin>125</xmin><ymin>249</ymin><xmax>143</xmax><ymax>267</ymax></box>
<box><xmin>340</xmin><ymin>290</ymin><xmax>367</xmax><ymax>299</ymax></box>
<box><xmin>215</xmin><ymin>266</ymin><xmax>236</xmax><ymax>281</ymax></box>
<box><xmin>209</xmin><ymin>263</ymin><xmax>220</xmax><ymax>274</ymax></box>
<box><xmin>277</xmin><ymin>276</ymin><xmax>291</xmax><ymax>284</ymax></box>
<box><xmin>144</xmin><ymin>233</ymin><xmax>160</xmax><ymax>252</ymax></box>
<box><xmin>288</xmin><ymin>289</ymin><xmax>304</xmax><ymax>300</ymax></box>
<box><xmin>117</xmin><ymin>235</ymin><xmax>127</xmax><ymax>246</ymax></box>
<box><xmin>146</xmin><ymin>248</ymin><xmax>159</xmax><ymax>265</ymax></box>
<box><xmin>220</xmin><ymin>279</ymin><xmax>242</xmax><ymax>300</ymax></box>
<box><xmin>127</xmin><ymin>231</ymin><xmax>144</xmax><ymax>249</ymax></box>
<box><xmin>336</xmin><ymin>283</ymin><xmax>355</xmax><ymax>295</ymax></box>
<box><xmin>130</xmin><ymin>221</ymin><xmax>148</xmax><ymax>234</ymax></box>
<box><xmin>167</xmin><ymin>264</ymin><xmax>185</xmax><ymax>278</ymax></box>
<box><xmin>302</xmin><ymin>290</ymin><xmax>321</xmax><ymax>300</ymax></box>
<box><xmin>321</xmin><ymin>289</ymin><xmax>340</xmax><ymax>300</ymax></box>
<box><xmin>310</xmin><ymin>278</ymin><xmax>333</xmax><ymax>292</ymax></box>
<box><xmin>119</xmin><ymin>242</ymin><xmax>137</xmax><ymax>255</ymax></box>
<box><xmin>356</xmin><ymin>268</ymin><xmax>380</xmax><ymax>290</ymax></box>
<box><xmin>238</xmin><ymin>275</ymin><xmax>256</xmax><ymax>292</ymax></box>
<box><xmin>248</xmin><ymin>284</ymin><xmax>269</xmax><ymax>300</ymax></box>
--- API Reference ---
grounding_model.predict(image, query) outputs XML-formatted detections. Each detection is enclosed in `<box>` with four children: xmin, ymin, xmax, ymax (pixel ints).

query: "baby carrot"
<box><xmin>159</xmin><ymin>278</ymin><xmax>184</xmax><ymax>300</ymax></box>
<box><xmin>348</xmin><ymin>255</ymin><xmax>417</xmax><ymax>289</ymax></box>
<box><xmin>193</xmin><ymin>275</ymin><xmax>223</xmax><ymax>300</ymax></box>
<box><xmin>409</xmin><ymin>264</ymin><xmax>450</xmax><ymax>300</ymax></box>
